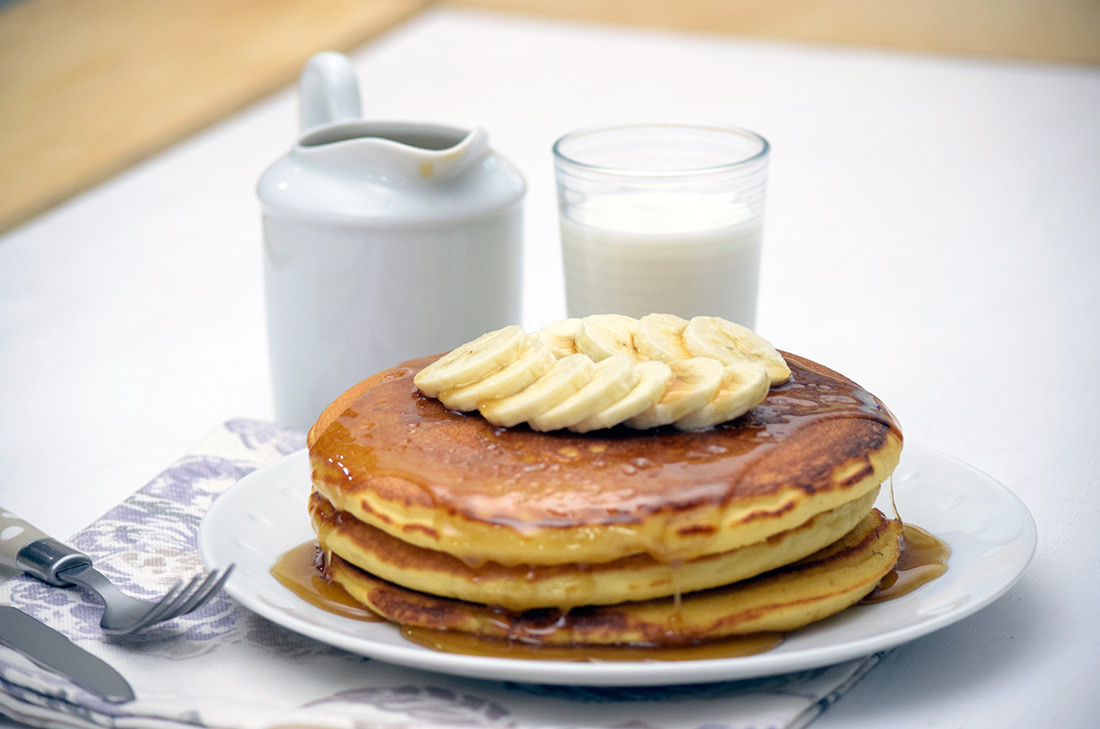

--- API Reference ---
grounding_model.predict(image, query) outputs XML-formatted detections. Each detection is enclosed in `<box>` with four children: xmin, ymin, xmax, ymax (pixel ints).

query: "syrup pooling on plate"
<box><xmin>270</xmin><ymin>519</ymin><xmax>948</xmax><ymax>661</ymax></box>
<box><xmin>862</xmin><ymin>523</ymin><xmax>950</xmax><ymax>604</ymax></box>
<box><xmin>270</xmin><ymin>539</ymin><xmax>784</xmax><ymax>660</ymax></box>
<box><xmin>270</xmin><ymin>542</ymin><xmax>383</xmax><ymax>622</ymax></box>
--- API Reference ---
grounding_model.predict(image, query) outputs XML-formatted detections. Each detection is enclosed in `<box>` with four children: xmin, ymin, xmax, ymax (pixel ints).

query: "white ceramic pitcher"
<box><xmin>258</xmin><ymin>52</ymin><xmax>525</xmax><ymax>430</ymax></box>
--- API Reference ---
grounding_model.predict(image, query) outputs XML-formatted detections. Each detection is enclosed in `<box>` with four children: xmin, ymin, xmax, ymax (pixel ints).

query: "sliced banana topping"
<box><xmin>683</xmin><ymin>316</ymin><xmax>791</xmax><ymax>385</ymax></box>
<box><xmin>438</xmin><ymin>337</ymin><xmax>555</xmax><ymax>412</ymax></box>
<box><xmin>674</xmin><ymin>361</ymin><xmax>770</xmax><ymax>430</ymax></box>
<box><xmin>536</xmin><ymin>318</ymin><xmax>581</xmax><ymax>358</ymax></box>
<box><xmin>413</xmin><ymin>315</ymin><xmax>786</xmax><ymax>431</ymax></box>
<box><xmin>571</xmin><ymin>360</ymin><xmax>674</xmax><ymax>433</ymax></box>
<box><xmin>634</xmin><ymin>313</ymin><xmax>692</xmax><ymax>363</ymax></box>
<box><xmin>575</xmin><ymin>314</ymin><xmax>645</xmax><ymax>362</ymax></box>
<box><xmin>529</xmin><ymin>355</ymin><xmax>638</xmax><ymax>432</ymax></box>
<box><xmin>480</xmin><ymin>354</ymin><xmax>595</xmax><ymax>428</ymax></box>
<box><xmin>625</xmin><ymin>357</ymin><xmax>725</xmax><ymax>429</ymax></box>
<box><xmin>414</xmin><ymin>325</ymin><xmax>528</xmax><ymax>397</ymax></box>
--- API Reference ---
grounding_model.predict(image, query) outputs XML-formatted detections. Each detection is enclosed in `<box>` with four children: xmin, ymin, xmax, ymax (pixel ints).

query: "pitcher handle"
<box><xmin>299</xmin><ymin>52</ymin><xmax>362</xmax><ymax>133</ymax></box>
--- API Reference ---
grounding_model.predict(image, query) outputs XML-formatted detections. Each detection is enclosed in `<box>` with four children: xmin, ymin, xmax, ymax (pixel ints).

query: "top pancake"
<box><xmin>308</xmin><ymin>352</ymin><xmax>902</xmax><ymax>567</ymax></box>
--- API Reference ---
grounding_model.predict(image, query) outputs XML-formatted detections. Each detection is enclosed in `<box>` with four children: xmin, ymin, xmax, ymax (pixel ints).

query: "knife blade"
<box><xmin>0</xmin><ymin>605</ymin><xmax>134</xmax><ymax>703</ymax></box>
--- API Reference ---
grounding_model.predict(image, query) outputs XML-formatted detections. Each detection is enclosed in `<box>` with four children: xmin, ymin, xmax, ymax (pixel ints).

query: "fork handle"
<box><xmin>0</xmin><ymin>508</ymin><xmax>92</xmax><ymax>586</ymax></box>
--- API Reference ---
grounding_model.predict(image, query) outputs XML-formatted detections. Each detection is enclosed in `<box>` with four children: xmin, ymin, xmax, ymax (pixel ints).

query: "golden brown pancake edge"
<box><xmin>310</xmin><ymin>487</ymin><xmax>880</xmax><ymax>610</ymax></box>
<box><xmin>324</xmin><ymin>509</ymin><xmax>904</xmax><ymax>646</ymax></box>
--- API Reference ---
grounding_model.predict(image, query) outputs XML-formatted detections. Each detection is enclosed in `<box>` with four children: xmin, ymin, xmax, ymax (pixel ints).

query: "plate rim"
<box><xmin>198</xmin><ymin>443</ymin><xmax>1037</xmax><ymax>686</ymax></box>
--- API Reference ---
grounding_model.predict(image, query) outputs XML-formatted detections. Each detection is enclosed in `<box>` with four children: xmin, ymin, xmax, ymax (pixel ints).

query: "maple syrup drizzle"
<box><xmin>269</xmin><ymin>542</ymin><xmax>383</xmax><ymax>622</ymax></box>
<box><xmin>861</xmin><ymin>522</ymin><xmax>951</xmax><ymax>604</ymax></box>
<box><xmin>270</xmin><ymin>522</ymin><xmax>950</xmax><ymax>661</ymax></box>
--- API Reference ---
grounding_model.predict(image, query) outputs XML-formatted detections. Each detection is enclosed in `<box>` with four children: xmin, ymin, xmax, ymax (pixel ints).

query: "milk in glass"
<box><xmin>560</xmin><ymin>192</ymin><xmax>762</xmax><ymax>326</ymax></box>
<box><xmin>553</xmin><ymin>123</ymin><xmax>769</xmax><ymax>328</ymax></box>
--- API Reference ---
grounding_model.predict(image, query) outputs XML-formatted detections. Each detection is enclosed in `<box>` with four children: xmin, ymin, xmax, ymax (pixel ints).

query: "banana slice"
<box><xmin>674</xmin><ymin>361</ymin><xmax>770</xmax><ymax>430</ymax></box>
<box><xmin>571</xmin><ymin>360</ymin><xmax>674</xmax><ymax>433</ymax></box>
<box><xmin>480</xmin><ymin>354</ymin><xmax>596</xmax><ymax>428</ymax></box>
<box><xmin>529</xmin><ymin>355</ymin><xmax>639</xmax><ymax>432</ymax></box>
<box><xmin>536</xmin><ymin>318</ymin><xmax>581</xmax><ymax>358</ymax></box>
<box><xmin>414</xmin><ymin>325</ymin><xmax>528</xmax><ymax>397</ymax></box>
<box><xmin>634</xmin><ymin>313</ymin><xmax>692</xmax><ymax>362</ymax></box>
<box><xmin>575</xmin><ymin>314</ymin><xmax>645</xmax><ymax>362</ymax></box>
<box><xmin>438</xmin><ymin>338</ymin><xmax>556</xmax><ymax>412</ymax></box>
<box><xmin>625</xmin><ymin>357</ymin><xmax>724</xmax><ymax>429</ymax></box>
<box><xmin>682</xmin><ymin>316</ymin><xmax>791</xmax><ymax>385</ymax></box>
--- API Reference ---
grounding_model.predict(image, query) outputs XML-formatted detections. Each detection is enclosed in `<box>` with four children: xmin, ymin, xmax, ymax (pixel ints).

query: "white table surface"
<box><xmin>2</xmin><ymin>8</ymin><xmax>1098</xmax><ymax>728</ymax></box>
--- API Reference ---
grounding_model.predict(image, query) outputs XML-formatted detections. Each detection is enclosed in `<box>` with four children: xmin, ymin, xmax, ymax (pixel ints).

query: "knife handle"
<box><xmin>0</xmin><ymin>508</ymin><xmax>92</xmax><ymax>586</ymax></box>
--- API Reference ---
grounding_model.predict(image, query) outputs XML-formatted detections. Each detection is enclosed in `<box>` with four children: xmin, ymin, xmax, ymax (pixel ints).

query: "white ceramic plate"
<box><xmin>198</xmin><ymin>444</ymin><xmax>1036</xmax><ymax>686</ymax></box>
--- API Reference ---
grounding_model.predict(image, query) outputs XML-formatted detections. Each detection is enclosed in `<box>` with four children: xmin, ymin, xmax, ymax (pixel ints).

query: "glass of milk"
<box><xmin>553</xmin><ymin>123</ymin><xmax>769</xmax><ymax>327</ymax></box>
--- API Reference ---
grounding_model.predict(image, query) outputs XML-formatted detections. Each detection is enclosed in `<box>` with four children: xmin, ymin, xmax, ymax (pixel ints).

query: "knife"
<box><xmin>0</xmin><ymin>605</ymin><xmax>134</xmax><ymax>703</ymax></box>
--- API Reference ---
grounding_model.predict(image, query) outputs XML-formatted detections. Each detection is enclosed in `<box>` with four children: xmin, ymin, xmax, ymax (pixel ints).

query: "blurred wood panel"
<box><xmin>1</xmin><ymin>0</ymin><xmax>1095</xmax><ymax>234</ymax></box>
<box><xmin>446</xmin><ymin>0</ymin><xmax>1100</xmax><ymax>66</ymax></box>
<box><xmin>0</xmin><ymin>0</ymin><xmax>426</xmax><ymax>234</ymax></box>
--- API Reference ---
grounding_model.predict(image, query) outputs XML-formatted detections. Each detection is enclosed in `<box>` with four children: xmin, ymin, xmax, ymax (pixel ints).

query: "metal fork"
<box><xmin>1</xmin><ymin>507</ymin><xmax>233</xmax><ymax>635</ymax></box>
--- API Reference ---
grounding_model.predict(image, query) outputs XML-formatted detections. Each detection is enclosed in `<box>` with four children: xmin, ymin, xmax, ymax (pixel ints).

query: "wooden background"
<box><xmin>2</xmin><ymin>0</ymin><xmax>1097</xmax><ymax>233</ymax></box>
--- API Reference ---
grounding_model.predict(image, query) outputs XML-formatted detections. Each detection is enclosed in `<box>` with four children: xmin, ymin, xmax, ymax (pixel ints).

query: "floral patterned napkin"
<box><xmin>0</xmin><ymin>419</ymin><xmax>884</xmax><ymax>729</ymax></box>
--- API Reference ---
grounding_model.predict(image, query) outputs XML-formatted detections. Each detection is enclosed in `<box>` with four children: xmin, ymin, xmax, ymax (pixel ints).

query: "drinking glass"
<box><xmin>553</xmin><ymin>122</ymin><xmax>769</xmax><ymax>327</ymax></box>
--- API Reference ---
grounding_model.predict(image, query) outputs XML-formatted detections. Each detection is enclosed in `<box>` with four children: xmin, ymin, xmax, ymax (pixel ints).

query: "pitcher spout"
<box><xmin>297</xmin><ymin>122</ymin><xmax>490</xmax><ymax>182</ymax></box>
<box><xmin>418</xmin><ymin>126</ymin><xmax>489</xmax><ymax>181</ymax></box>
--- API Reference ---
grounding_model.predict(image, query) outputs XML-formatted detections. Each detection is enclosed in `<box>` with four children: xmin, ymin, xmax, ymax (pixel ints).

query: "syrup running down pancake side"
<box><xmin>862</xmin><ymin>523</ymin><xmax>951</xmax><ymax>603</ymax></box>
<box><xmin>270</xmin><ymin>541</ymin><xmax>382</xmax><ymax>622</ymax></box>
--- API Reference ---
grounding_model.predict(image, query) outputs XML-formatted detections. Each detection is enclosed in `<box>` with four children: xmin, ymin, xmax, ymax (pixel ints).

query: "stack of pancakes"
<box><xmin>305</xmin><ymin>348</ymin><xmax>904</xmax><ymax>649</ymax></box>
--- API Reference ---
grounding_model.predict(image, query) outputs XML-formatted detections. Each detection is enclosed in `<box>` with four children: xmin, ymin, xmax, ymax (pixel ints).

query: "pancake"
<box><xmin>308</xmin><ymin>352</ymin><xmax>902</xmax><ymax>567</ymax></box>
<box><xmin>324</xmin><ymin>508</ymin><xmax>903</xmax><ymax>646</ymax></box>
<box><xmin>310</xmin><ymin>486</ymin><xmax>880</xmax><ymax>611</ymax></box>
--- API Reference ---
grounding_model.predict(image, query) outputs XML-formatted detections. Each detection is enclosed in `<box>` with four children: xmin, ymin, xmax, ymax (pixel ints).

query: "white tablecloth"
<box><xmin>2</xmin><ymin>8</ymin><xmax>1098</xmax><ymax>728</ymax></box>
